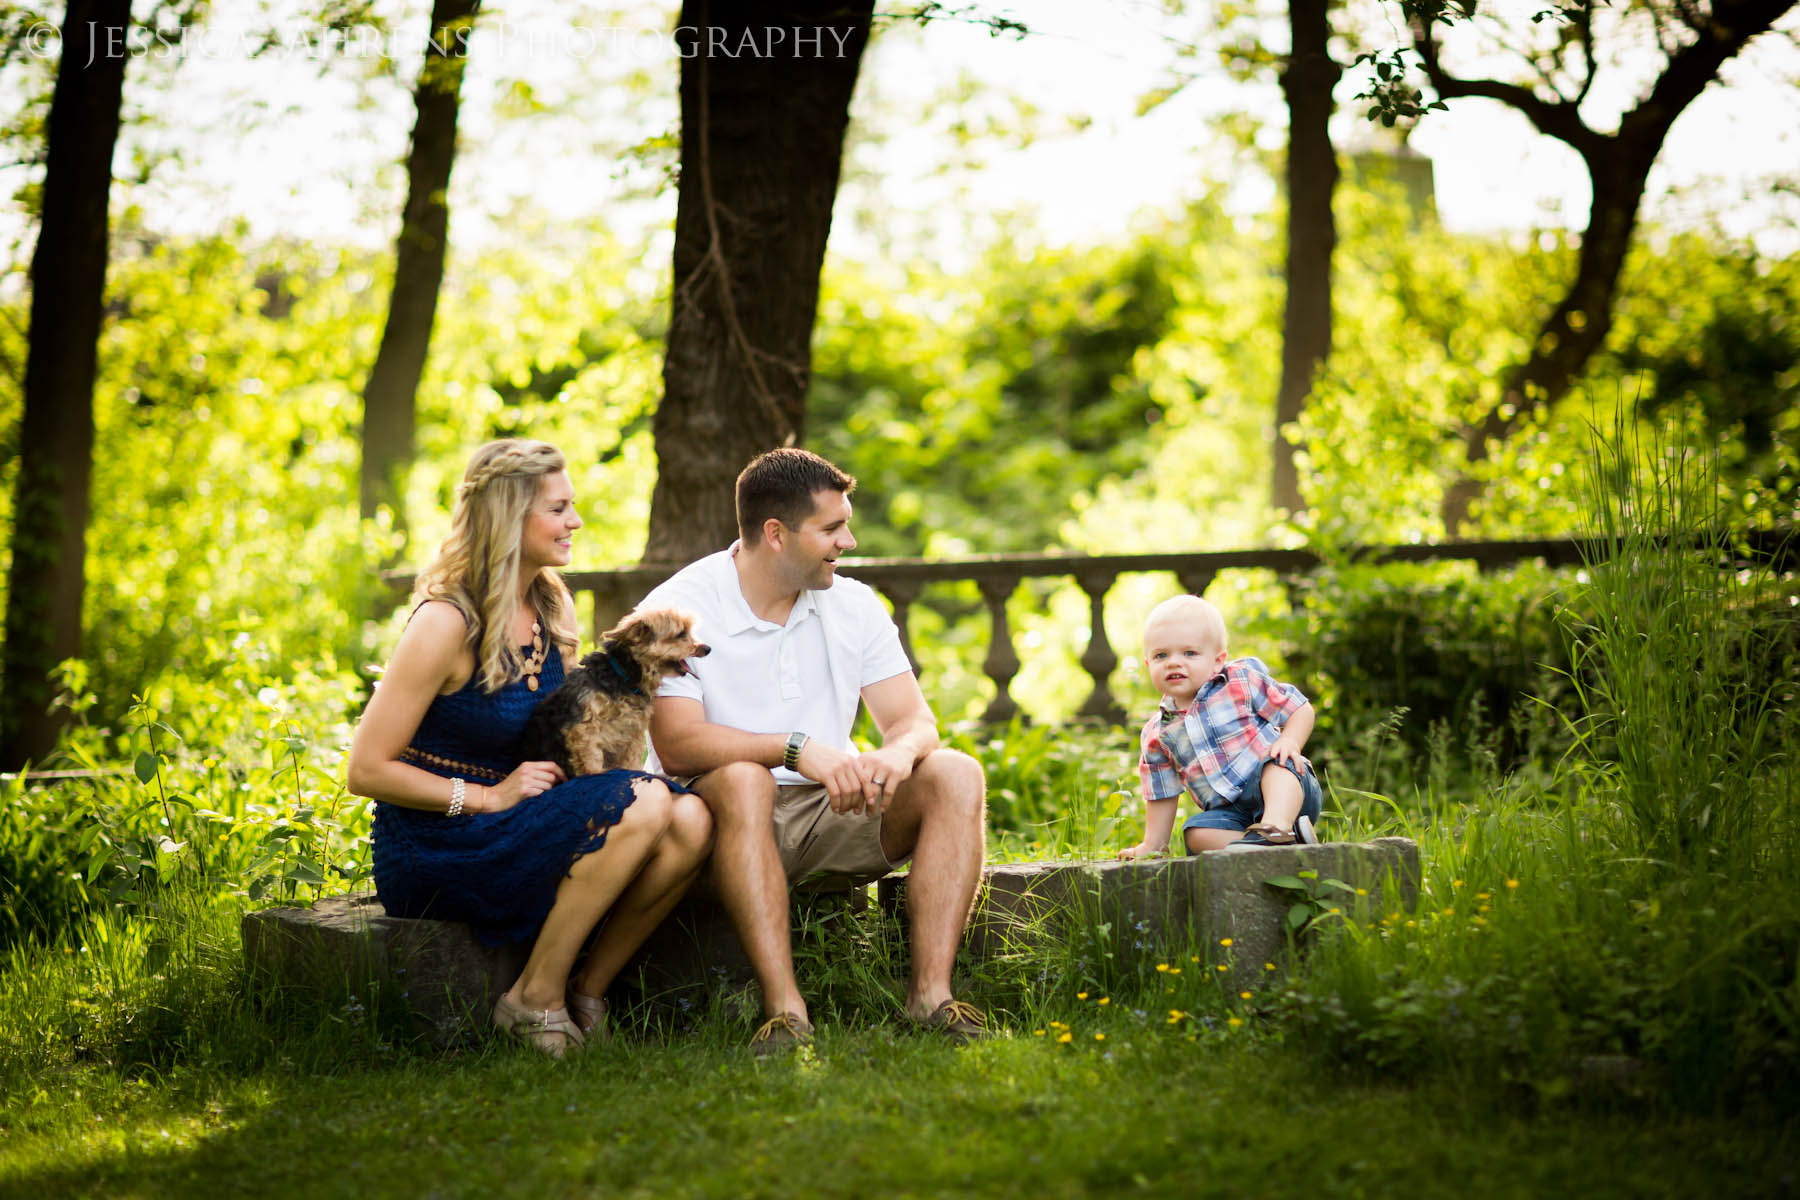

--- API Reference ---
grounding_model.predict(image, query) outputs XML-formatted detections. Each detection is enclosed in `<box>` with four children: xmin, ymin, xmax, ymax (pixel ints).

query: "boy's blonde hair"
<box><xmin>1143</xmin><ymin>594</ymin><xmax>1228</xmax><ymax>653</ymax></box>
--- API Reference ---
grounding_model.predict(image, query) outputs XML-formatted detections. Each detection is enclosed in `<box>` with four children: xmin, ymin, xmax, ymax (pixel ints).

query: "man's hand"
<box><xmin>795</xmin><ymin>741</ymin><xmax>915</xmax><ymax>817</ymax></box>
<box><xmin>848</xmin><ymin>746</ymin><xmax>915</xmax><ymax>815</ymax></box>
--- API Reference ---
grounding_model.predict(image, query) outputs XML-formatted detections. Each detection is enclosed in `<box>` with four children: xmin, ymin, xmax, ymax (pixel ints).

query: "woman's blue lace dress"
<box><xmin>371</xmin><ymin>645</ymin><xmax>663</xmax><ymax>945</ymax></box>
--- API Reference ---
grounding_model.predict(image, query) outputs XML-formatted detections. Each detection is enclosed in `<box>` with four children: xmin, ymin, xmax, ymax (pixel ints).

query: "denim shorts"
<box><xmin>1181</xmin><ymin>759</ymin><xmax>1323</xmax><ymax>834</ymax></box>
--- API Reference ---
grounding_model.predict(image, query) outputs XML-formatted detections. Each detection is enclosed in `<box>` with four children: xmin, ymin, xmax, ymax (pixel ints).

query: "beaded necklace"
<box><xmin>519</xmin><ymin>607</ymin><xmax>547</xmax><ymax>691</ymax></box>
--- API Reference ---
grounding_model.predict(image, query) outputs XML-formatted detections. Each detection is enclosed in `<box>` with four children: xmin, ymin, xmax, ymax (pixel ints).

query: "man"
<box><xmin>643</xmin><ymin>448</ymin><xmax>990</xmax><ymax>1052</ymax></box>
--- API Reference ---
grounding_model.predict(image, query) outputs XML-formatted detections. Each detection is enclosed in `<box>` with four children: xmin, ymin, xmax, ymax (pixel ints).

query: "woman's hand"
<box><xmin>485</xmin><ymin>761</ymin><xmax>567</xmax><ymax>811</ymax></box>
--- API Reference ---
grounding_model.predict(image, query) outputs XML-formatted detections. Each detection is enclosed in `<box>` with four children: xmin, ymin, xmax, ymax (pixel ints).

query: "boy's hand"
<box><xmin>1268</xmin><ymin>735</ymin><xmax>1305</xmax><ymax>768</ymax></box>
<box><xmin>1118</xmin><ymin>842</ymin><xmax>1162</xmax><ymax>861</ymax></box>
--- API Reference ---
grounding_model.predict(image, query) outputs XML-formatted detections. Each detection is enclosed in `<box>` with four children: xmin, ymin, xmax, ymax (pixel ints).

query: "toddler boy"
<box><xmin>1119</xmin><ymin>595</ymin><xmax>1322</xmax><ymax>857</ymax></box>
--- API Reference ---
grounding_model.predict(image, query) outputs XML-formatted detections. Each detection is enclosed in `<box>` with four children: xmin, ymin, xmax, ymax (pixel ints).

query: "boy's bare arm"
<box><xmin>1120</xmin><ymin>797</ymin><xmax>1179</xmax><ymax>859</ymax></box>
<box><xmin>1268</xmin><ymin>701</ymin><xmax>1316</xmax><ymax>766</ymax></box>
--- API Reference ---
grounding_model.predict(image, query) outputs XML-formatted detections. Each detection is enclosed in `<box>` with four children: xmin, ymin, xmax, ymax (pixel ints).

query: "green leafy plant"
<box><xmin>1262</xmin><ymin>869</ymin><xmax>1357</xmax><ymax>938</ymax></box>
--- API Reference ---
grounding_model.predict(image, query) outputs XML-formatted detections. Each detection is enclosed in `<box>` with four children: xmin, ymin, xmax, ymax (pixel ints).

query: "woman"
<box><xmin>347</xmin><ymin>439</ymin><xmax>712</xmax><ymax>1056</ymax></box>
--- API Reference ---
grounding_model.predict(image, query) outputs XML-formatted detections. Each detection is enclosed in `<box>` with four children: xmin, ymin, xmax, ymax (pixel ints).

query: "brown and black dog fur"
<box><xmin>518</xmin><ymin>608</ymin><xmax>709</xmax><ymax>777</ymax></box>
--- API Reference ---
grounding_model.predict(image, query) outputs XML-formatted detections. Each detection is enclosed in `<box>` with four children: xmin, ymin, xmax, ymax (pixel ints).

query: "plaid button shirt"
<box><xmin>1138</xmin><ymin>656</ymin><xmax>1309</xmax><ymax>809</ymax></box>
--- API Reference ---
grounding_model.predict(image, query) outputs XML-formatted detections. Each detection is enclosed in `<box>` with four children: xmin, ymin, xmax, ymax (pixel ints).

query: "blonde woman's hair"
<box><xmin>411</xmin><ymin>439</ymin><xmax>579</xmax><ymax>692</ymax></box>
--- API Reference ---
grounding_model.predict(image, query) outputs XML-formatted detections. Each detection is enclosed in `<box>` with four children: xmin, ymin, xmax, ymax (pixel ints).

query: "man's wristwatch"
<box><xmin>784</xmin><ymin>731</ymin><xmax>809</xmax><ymax>772</ymax></box>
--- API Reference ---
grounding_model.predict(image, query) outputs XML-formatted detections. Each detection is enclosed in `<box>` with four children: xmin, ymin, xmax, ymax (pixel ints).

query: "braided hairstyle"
<box><xmin>412</xmin><ymin>439</ymin><xmax>579</xmax><ymax>693</ymax></box>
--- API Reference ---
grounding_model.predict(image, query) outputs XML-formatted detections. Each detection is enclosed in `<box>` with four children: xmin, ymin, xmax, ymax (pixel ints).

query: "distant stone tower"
<box><xmin>1346</xmin><ymin>133</ymin><xmax>1437</xmax><ymax>226</ymax></box>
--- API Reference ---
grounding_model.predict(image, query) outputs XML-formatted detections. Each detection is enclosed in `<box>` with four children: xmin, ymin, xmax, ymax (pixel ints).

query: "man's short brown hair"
<box><xmin>736</xmin><ymin>448</ymin><xmax>856</xmax><ymax>543</ymax></box>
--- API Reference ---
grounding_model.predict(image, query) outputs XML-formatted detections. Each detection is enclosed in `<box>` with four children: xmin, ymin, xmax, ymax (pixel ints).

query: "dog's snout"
<box><xmin>692</xmin><ymin>642</ymin><xmax>710</xmax><ymax>658</ymax></box>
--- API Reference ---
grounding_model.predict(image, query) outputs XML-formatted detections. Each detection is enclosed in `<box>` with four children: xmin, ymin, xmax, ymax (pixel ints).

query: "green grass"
<box><xmin>4</xmin><ymin>430</ymin><xmax>1797</xmax><ymax>1194</ymax></box>
<box><xmin>5</xmin><ymin>1030</ymin><xmax>1798</xmax><ymax>1199</ymax></box>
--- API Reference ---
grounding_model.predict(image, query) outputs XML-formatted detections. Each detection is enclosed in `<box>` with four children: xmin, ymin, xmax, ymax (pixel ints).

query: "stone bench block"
<box><xmin>881</xmin><ymin>837</ymin><xmax>1421</xmax><ymax>984</ymax></box>
<box><xmin>241</xmin><ymin>893</ymin><xmax>527</xmax><ymax>1047</ymax></box>
<box><xmin>1199</xmin><ymin>836</ymin><xmax>1420</xmax><ymax>988</ymax></box>
<box><xmin>244</xmin><ymin>840</ymin><xmax>1418</xmax><ymax>1043</ymax></box>
<box><xmin>242</xmin><ymin>889</ymin><xmax>859</xmax><ymax>1044</ymax></box>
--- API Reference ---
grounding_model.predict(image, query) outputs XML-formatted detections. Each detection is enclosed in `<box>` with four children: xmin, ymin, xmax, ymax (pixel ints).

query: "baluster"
<box><xmin>878</xmin><ymin>578</ymin><xmax>922</xmax><ymax>675</ymax></box>
<box><xmin>1074</xmin><ymin>570</ymin><xmax>1124</xmax><ymax>723</ymax></box>
<box><xmin>1176</xmin><ymin>569</ymin><xmax>1217</xmax><ymax>599</ymax></box>
<box><xmin>976</xmin><ymin>573</ymin><xmax>1022</xmax><ymax>725</ymax></box>
<box><xmin>589</xmin><ymin>580</ymin><xmax>633</xmax><ymax>644</ymax></box>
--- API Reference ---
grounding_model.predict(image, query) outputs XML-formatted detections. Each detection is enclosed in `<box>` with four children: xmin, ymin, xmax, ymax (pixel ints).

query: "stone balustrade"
<box><xmin>389</xmin><ymin>529</ymin><xmax>1792</xmax><ymax>726</ymax></box>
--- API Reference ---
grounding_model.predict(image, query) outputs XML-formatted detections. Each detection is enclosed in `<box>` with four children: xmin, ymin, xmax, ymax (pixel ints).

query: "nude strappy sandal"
<box><xmin>492</xmin><ymin>991</ymin><xmax>586</xmax><ymax>1058</ymax></box>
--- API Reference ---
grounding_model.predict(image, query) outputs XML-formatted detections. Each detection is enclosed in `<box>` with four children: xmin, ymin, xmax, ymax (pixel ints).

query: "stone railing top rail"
<box><xmin>384</xmin><ymin>527</ymin><xmax>1794</xmax><ymax>725</ymax></box>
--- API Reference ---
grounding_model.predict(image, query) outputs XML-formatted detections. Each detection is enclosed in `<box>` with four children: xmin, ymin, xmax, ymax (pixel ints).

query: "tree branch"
<box><xmin>1621</xmin><ymin>0</ymin><xmax>1798</xmax><ymax>144</ymax></box>
<box><xmin>1410</xmin><ymin>16</ymin><xmax>1604</xmax><ymax>159</ymax></box>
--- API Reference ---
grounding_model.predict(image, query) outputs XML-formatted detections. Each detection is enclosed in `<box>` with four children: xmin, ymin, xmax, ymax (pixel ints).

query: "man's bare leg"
<box><xmin>691</xmin><ymin>761</ymin><xmax>808</xmax><ymax>1023</ymax></box>
<box><xmin>878</xmin><ymin>748</ymin><xmax>986</xmax><ymax>1018</ymax></box>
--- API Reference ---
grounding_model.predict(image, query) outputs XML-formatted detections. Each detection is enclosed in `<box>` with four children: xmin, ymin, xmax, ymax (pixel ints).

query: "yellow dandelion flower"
<box><xmin>1168</xmin><ymin>1009</ymin><xmax>1185</xmax><ymax>1021</ymax></box>
<box><xmin>1506</xmin><ymin>878</ymin><xmax>1520</xmax><ymax>889</ymax></box>
<box><xmin>1473</xmin><ymin>916</ymin><xmax>1488</xmax><ymax>926</ymax></box>
<box><xmin>1404</xmin><ymin>920</ymin><xmax>1416</xmax><ymax>929</ymax></box>
<box><xmin>1166</xmin><ymin>985</ymin><xmax>1175</xmax><ymax>994</ymax></box>
<box><xmin>1451</xmin><ymin>879</ymin><xmax>1464</xmax><ymax>888</ymax></box>
<box><xmin>1476</xmin><ymin>892</ymin><xmax>1491</xmax><ymax>901</ymax></box>
<box><xmin>1077</xmin><ymin>991</ymin><xmax>1089</xmax><ymax>1000</ymax></box>
<box><xmin>1189</xmin><ymin>955</ymin><xmax>1200</xmax><ymax>964</ymax></box>
<box><xmin>1095</xmin><ymin>1032</ymin><xmax>1106</xmax><ymax>1041</ymax></box>
<box><xmin>1479</xmin><ymin>903</ymin><xmax>1492</xmax><ymax>914</ymax></box>
<box><xmin>1442</xmin><ymin>907</ymin><xmax>1455</xmax><ymax>916</ymax></box>
<box><xmin>1034</xmin><ymin>1029</ymin><xmax>1046</xmax><ymax>1037</ymax></box>
<box><xmin>1058</xmin><ymin>1032</ymin><xmax>1073</xmax><ymax>1044</ymax></box>
<box><xmin>1215</xmin><ymin>964</ymin><xmax>1228</xmax><ymax>973</ymax></box>
<box><xmin>1168</xmin><ymin>967</ymin><xmax>1181</xmax><ymax>976</ymax></box>
<box><xmin>1219</xmin><ymin>938</ymin><xmax>1234</xmax><ymax>947</ymax></box>
<box><xmin>1239</xmin><ymin>991</ymin><xmax>1252</xmax><ymax>1000</ymax></box>
<box><xmin>1156</xmin><ymin>963</ymin><xmax>1170</xmax><ymax>973</ymax></box>
<box><xmin>1228</xmin><ymin>1016</ymin><xmax>1243</xmax><ymax>1028</ymax></box>
<box><xmin>1355</xmin><ymin>887</ymin><xmax>1368</xmax><ymax>896</ymax></box>
<box><xmin>1097</xmin><ymin>997</ymin><xmax>1111</xmax><ymax>1006</ymax></box>
<box><xmin>1264</xmin><ymin>962</ymin><xmax>1276</xmax><ymax>971</ymax></box>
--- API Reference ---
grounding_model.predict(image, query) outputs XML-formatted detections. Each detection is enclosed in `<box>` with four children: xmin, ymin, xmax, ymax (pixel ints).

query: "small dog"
<box><xmin>518</xmin><ymin>608</ymin><xmax>709</xmax><ymax>777</ymax></box>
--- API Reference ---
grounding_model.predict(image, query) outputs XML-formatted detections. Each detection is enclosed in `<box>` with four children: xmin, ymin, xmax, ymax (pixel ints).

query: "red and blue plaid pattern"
<box><xmin>1138</xmin><ymin>656</ymin><xmax>1308</xmax><ymax>808</ymax></box>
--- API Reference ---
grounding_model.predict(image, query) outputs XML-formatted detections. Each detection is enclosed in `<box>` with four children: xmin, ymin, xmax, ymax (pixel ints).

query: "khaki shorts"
<box><xmin>772</xmin><ymin>784</ymin><xmax>905</xmax><ymax>891</ymax></box>
<box><xmin>680</xmin><ymin>776</ymin><xmax>904</xmax><ymax>892</ymax></box>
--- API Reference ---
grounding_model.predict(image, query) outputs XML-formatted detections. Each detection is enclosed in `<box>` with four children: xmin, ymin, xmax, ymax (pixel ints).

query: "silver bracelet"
<box><xmin>447</xmin><ymin>776</ymin><xmax>466</xmax><ymax>818</ymax></box>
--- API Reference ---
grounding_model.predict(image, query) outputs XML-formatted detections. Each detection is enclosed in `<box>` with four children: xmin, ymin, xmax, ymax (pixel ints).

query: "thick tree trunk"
<box><xmin>359</xmin><ymin>0</ymin><xmax>480</xmax><ymax>533</ymax></box>
<box><xmin>1440</xmin><ymin>146</ymin><xmax>1653</xmax><ymax>531</ymax></box>
<box><xmin>0</xmin><ymin>1</ymin><xmax>130</xmax><ymax>770</ymax></box>
<box><xmin>644</xmin><ymin>0</ymin><xmax>874</xmax><ymax>563</ymax></box>
<box><xmin>1273</xmin><ymin>0</ymin><xmax>1340</xmax><ymax>518</ymax></box>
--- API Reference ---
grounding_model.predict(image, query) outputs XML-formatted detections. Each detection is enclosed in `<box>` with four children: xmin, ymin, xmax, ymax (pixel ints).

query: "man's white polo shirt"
<box><xmin>640</xmin><ymin>543</ymin><xmax>913</xmax><ymax>784</ymax></box>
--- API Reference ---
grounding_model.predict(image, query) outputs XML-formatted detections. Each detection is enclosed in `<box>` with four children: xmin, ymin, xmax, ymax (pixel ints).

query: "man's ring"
<box><xmin>873</xmin><ymin>777</ymin><xmax>887</xmax><ymax>786</ymax></box>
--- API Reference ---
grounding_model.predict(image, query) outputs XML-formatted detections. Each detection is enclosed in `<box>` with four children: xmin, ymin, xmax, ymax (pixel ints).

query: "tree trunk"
<box><xmin>1417</xmin><ymin>0</ymin><xmax>1797</xmax><ymax>532</ymax></box>
<box><xmin>644</xmin><ymin>0</ymin><xmax>874</xmax><ymax>563</ymax></box>
<box><xmin>1440</xmin><ymin>144</ymin><xmax>1653</xmax><ymax>531</ymax></box>
<box><xmin>359</xmin><ymin>0</ymin><xmax>481</xmax><ymax>535</ymax></box>
<box><xmin>0</xmin><ymin>1</ymin><xmax>130</xmax><ymax>770</ymax></box>
<box><xmin>1273</xmin><ymin>0</ymin><xmax>1340</xmax><ymax>518</ymax></box>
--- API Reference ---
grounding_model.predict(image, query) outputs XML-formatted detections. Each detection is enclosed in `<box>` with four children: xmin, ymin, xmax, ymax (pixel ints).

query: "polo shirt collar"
<box><xmin>720</xmin><ymin>541</ymin><xmax>819</xmax><ymax>633</ymax></box>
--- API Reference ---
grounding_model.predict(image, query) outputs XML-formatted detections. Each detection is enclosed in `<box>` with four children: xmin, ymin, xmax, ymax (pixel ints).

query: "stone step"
<box><xmin>242</xmin><ymin>839</ymin><xmax>1418</xmax><ymax>1045</ymax></box>
<box><xmin>883</xmin><ymin>837</ymin><xmax>1420</xmax><ymax>989</ymax></box>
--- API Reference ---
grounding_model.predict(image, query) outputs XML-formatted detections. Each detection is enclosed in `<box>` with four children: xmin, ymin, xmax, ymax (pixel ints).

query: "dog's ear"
<box><xmin>600</xmin><ymin>611</ymin><xmax>656</xmax><ymax>647</ymax></box>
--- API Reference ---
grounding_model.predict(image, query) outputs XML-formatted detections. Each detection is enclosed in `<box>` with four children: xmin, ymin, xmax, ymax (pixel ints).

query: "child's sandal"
<box><xmin>1243</xmin><ymin>822</ymin><xmax>1297</xmax><ymax>846</ymax></box>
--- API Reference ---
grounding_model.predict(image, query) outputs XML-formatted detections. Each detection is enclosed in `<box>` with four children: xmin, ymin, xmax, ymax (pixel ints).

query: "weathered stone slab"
<box><xmin>882</xmin><ymin>838</ymin><xmax>1421</xmax><ymax>985</ymax></box>
<box><xmin>242</xmin><ymin>889</ymin><xmax>851</xmax><ymax>1043</ymax></box>
<box><xmin>241</xmin><ymin>893</ymin><xmax>527</xmax><ymax>1047</ymax></box>
<box><xmin>245</xmin><ymin>840</ymin><xmax>1419</xmax><ymax>1043</ymax></box>
<box><xmin>1199</xmin><ymin>836</ymin><xmax>1420</xmax><ymax>988</ymax></box>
